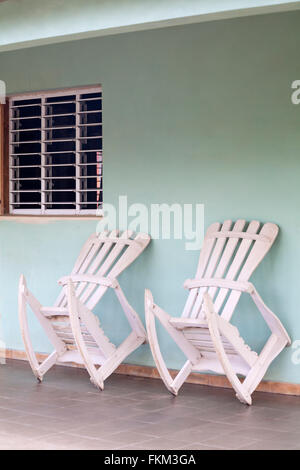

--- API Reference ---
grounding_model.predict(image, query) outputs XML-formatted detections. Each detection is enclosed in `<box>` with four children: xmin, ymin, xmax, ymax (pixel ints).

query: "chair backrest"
<box><xmin>182</xmin><ymin>220</ymin><xmax>278</xmax><ymax>321</ymax></box>
<box><xmin>55</xmin><ymin>230</ymin><xmax>150</xmax><ymax>310</ymax></box>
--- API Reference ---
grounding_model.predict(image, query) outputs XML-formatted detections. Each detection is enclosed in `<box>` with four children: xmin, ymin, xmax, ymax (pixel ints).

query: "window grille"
<box><xmin>9</xmin><ymin>86</ymin><xmax>103</xmax><ymax>215</ymax></box>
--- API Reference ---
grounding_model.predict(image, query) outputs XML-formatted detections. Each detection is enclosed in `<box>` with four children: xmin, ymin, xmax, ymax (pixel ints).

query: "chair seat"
<box><xmin>169</xmin><ymin>317</ymin><xmax>207</xmax><ymax>330</ymax></box>
<box><xmin>40</xmin><ymin>306</ymin><xmax>69</xmax><ymax>317</ymax></box>
<box><xmin>170</xmin><ymin>317</ymin><xmax>239</xmax><ymax>355</ymax></box>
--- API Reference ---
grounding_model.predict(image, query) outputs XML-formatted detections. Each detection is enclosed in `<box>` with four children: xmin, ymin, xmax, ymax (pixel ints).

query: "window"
<box><xmin>8</xmin><ymin>86</ymin><xmax>103</xmax><ymax>215</ymax></box>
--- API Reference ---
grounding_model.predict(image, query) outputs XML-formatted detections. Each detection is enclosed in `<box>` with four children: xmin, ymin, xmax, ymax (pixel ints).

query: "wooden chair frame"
<box><xmin>145</xmin><ymin>220</ymin><xmax>290</xmax><ymax>405</ymax></box>
<box><xmin>19</xmin><ymin>230</ymin><xmax>150</xmax><ymax>390</ymax></box>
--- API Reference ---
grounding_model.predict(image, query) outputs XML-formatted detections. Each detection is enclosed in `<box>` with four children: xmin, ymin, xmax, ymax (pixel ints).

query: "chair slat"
<box><xmin>72</xmin><ymin>230</ymin><xmax>119</xmax><ymax>305</ymax></box>
<box><xmin>195</xmin><ymin>222</ymin><xmax>221</xmax><ymax>279</ymax></box>
<box><xmin>195</xmin><ymin>219</ymin><xmax>247</xmax><ymax>319</ymax></box>
<box><xmin>86</xmin><ymin>231</ymin><xmax>150</xmax><ymax>310</ymax></box>
<box><xmin>72</xmin><ymin>233</ymin><xmax>102</xmax><ymax>274</ymax></box>
<box><xmin>205</xmin><ymin>220</ymin><xmax>246</xmax><ymax>297</ymax></box>
<box><xmin>108</xmin><ymin>232</ymin><xmax>150</xmax><ymax>279</ymax></box>
<box><xmin>80</xmin><ymin>230</ymin><xmax>133</xmax><ymax>308</ymax></box>
<box><xmin>55</xmin><ymin>233</ymin><xmax>107</xmax><ymax>307</ymax></box>
<box><xmin>56</xmin><ymin>229</ymin><xmax>150</xmax><ymax>312</ymax></box>
<box><xmin>182</xmin><ymin>222</ymin><xmax>220</xmax><ymax>318</ymax></box>
<box><xmin>213</xmin><ymin>221</ymin><xmax>260</xmax><ymax>317</ymax></box>
<box><xmin>221</xmin><ymin>223</ymin><xmax>278</xmax><ymax>321</ymax></box>
<box><xmin>190</xmin><ymin>220</ymin><xmax>232</xmax><ymax>318</ymax></box>
<box><xmin>97</xmin><ymin>230</ymin><xmax>134</xmax><ymax>277</ymax></box>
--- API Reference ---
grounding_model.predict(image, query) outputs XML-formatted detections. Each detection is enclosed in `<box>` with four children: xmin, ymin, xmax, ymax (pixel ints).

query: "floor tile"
<box><xmin>0</xmin><ymin>359</ymin><xmax>299</xmax><ymax>450</ymax></box>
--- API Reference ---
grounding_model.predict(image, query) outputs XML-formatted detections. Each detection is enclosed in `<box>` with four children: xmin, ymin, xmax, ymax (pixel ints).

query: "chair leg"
<box><xmin>68</xmin><ymin>281</ymin><xmax>146</xmax><ymax>390</ymax></box>
<box><xmin>67</xmin><ymin>280</ymin><xmax>104</xmax><ymax>390</ymax></box>
<box><xmin>172</xmin><ymin>360</ymin><xmax>193</xmax><ymax>394</ymax></box>
<box><xmin>114</xmin><ymin>283</ymin><xmax>147</xmax><ymax>341</ymax></box>
<box><xmin>243</xmin><ymin>333</ymin><xmax>288</xmax><ymax>396</ymax></box>
<box><xmin>145</xmin><ymin>289</ymin><xmax>200</xmax><ymax>396</ymax></box>
<box><xmin>203</xmin><ymin>293</ymin><xmax>252</xmax><ymax>405</ymax></box>
<box><xmin>97</xmin><ymin>331</ymin><xmax>145</xmax><ymax>384</ymax></box>
<box><xmin>19</xmin><ymin>276</ymin><xmax>42</xmax><ymax>381</ymax></box>
<box><xmin>95</xmin><ymin>281</ymin><xmax>147</xmax><ymax>385</ymax></box>
<box><xmin>18</xmin><ymin>275</ymin><xmax>61</xmax><ymax>382</ymax></box>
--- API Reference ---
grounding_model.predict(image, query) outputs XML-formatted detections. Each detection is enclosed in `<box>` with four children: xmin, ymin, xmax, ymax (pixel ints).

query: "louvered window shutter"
<box><xmin>9</xmin><ymin>87</ymin><xmax>103</xmax><ymax>215</ymax></box>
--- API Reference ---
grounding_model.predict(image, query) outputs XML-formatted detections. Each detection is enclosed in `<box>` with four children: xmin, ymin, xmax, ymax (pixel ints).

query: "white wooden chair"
<box><xmin>145</xmin><ymin>220</ymin><xmax>290</xmax><ymax>405</ymax></box>
<box><xmin>19</xmin><ymin>230</ymin><xmax>150</xmax><ymax>390</ymax></box>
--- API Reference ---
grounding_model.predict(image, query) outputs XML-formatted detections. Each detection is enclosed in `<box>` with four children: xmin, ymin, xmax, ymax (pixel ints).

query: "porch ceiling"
<box><xmin>0</xmin><ymin>0</ymin><xmax>300</xmax><ymax>52</ymax></box>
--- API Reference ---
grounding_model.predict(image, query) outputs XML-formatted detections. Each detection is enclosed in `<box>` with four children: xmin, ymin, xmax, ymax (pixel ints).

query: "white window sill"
<box><xmin>0</xmin><ymin>215</ymin><xmax>102</xmax><ymax>223</ymax></box>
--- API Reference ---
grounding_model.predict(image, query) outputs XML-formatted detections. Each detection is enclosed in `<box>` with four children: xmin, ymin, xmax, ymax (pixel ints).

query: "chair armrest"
<box><xmin>184</xmin><ymin>278</ymin><xmax>254</xmax><ymax>294</ymax></box>
<box><xmin>58</xmin><ymin>274</ymin><xmax>118</xmax><ymax>288</ymax></box>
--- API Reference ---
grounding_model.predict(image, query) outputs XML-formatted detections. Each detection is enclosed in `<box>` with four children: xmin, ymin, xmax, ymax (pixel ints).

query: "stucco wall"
<box><xmin>0</xmin><ymin>10</ymin><xmax>300</xmax><ymax>383</ymax></box>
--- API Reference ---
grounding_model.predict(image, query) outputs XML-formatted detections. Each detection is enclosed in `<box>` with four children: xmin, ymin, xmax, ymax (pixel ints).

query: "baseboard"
<box><xmin>116</xmin><ymin>363</ymin><xmax>300</xmax><ymax>396</ymax></box>
<box><xmin>4</xmin><ymin>348</ymin><xmax>300</xmax><ymax>397</ymax></box>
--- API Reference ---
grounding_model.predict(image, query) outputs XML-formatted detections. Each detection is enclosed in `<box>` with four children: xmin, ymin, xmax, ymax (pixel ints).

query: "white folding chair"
<box><xmin>19</xmin><ymin>230</ymin><xmax>150</xmax><ymax>390</ymax></box>
<box><xmin>145</xmin><ymin>220</ymin><xmax>290</xmax><ymax>404</ymax></box>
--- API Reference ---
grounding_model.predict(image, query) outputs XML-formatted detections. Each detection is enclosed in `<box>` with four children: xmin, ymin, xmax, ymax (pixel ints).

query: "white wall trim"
<box><xmin>1</xmin><ymin>2</ymin><xmax>300</xmax><ymax>53</ymax></box>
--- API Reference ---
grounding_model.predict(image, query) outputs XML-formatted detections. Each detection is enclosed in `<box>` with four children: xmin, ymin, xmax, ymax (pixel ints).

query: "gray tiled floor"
<box><xmin>0</xmin><ymin>359</ymin><xmax>299</xmax><ymax>450</ymax></box>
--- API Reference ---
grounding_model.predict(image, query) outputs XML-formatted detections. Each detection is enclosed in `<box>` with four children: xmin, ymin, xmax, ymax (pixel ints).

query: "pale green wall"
<box><xmin>0</xmin><ymin>11</ymin><xmax>300</xmax><ymax>383</ymax></box>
